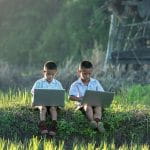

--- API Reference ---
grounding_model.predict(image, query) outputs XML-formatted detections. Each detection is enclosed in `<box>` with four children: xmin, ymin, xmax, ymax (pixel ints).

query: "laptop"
<box><xmin>82</xmin><ymin>90</ymin><xmax>114</xmax><ymax>107</ymax></box>
<box><xmin>32</xmin><ymin>89</ymin><xmax>65</xmax><ymax>106</ymax></box>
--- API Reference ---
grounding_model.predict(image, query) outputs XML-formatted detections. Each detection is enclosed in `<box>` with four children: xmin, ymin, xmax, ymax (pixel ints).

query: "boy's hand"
<box><xmin>78</xmin><ymin>97</ymin><xmax>83</xmax><ymax>102</ymax></box>
<box><xmin>69</xmin><ymin>95</ymin><xmax>83</xmax><ymax>102</ymax></box>
<box><xmin>31</xmin><ymin>102</ymin><xmax>34</xmax><ymax>107</ymax></box>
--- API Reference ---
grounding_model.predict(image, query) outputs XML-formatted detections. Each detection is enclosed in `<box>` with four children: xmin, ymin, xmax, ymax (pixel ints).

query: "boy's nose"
<box><xmin>48</xmin><ymin>75</ymin><xmax>53</xmax><ymax>78</ymax></box>
<box><xmin>86</xmin><ymin>74</ymin><xmax>90</xmax><ymax>78</ymax></box>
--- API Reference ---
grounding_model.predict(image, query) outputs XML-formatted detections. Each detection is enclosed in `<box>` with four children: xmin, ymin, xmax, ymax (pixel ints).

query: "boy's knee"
<box><xmin>83</xmin><ymin>105</ymin><xmax>92</xmax><ymax>112</ymax></box>
<box><xmin>94</xmin><ymin>106</ymin><xmax>102</xmax><ymax>112</ymax></box>
<box><xmin>49</xmin><ymin>106</ymin><xmax>57</xmax><ymax>112</ymax></box>
<box><xmin>39</xmin><ymin>106</ymin><xmax>47</xmax><ymax>113</ymax></box>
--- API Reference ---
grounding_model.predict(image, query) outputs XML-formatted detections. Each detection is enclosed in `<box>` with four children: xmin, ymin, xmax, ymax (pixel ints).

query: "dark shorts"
<box><xmin>46</xmin><ymin>106</ymin><xmax>61</xmax><ymax>115</ymax></box>
<box><xmin>78</xmin><ymin>106</ymin><xmax>105</xmax><ymax>116</ymax></box>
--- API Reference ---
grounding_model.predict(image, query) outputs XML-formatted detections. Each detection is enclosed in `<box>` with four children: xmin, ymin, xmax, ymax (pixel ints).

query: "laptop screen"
<box><xmin>33</xmin><ymin>89</ymin><xmax>65</xmax><ymax>106</ymax></box>
<box><xmin>82</xmin><ymin>90</ymin><xmax>114</xmax><ymax>107</ymax></box>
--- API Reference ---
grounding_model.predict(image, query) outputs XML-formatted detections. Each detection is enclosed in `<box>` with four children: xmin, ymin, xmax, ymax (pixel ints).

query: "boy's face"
<box><xmin>43</xmin><ymin>68</ymin><xmax>57</xmax><ymax>82</ymax></box>
<box><xmin>78</xmin><ymin>68</ymin><xmax>93</xmax><ymax>82</ymax></box>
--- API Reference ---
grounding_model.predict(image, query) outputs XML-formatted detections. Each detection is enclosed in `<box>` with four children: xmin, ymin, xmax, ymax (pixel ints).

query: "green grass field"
<box><xmin>0</xmin><ymin>85</ymin><xmax>150</xmax><ymax>149</ymax></box>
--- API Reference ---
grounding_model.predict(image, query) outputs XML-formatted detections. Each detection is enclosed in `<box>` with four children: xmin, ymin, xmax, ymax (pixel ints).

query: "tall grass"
<box><xmin>0</xmin><ymin>137</ymin><xmax>149</xmax><ymax>150</ymax></box>
<box><xmin>115</xmin><ymin>84</ymin><xmax>150</xmax><ymax>106</ymax></box>
<box><xmin>0</xmin><ymin>89</ymin><xmax>31</xmax><ymax>106</ymax></box>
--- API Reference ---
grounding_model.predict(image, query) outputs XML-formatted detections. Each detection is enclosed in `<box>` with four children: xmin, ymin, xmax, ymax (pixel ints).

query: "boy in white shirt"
<box><xmin>69</xmin><ymin>61</ymin><xmax>105</xmax><ymax>132</ymax></box>
<box><xmin>31</xmin><ymin>61</ymin><xmax>63</xmax><ymax>136</ymax></box>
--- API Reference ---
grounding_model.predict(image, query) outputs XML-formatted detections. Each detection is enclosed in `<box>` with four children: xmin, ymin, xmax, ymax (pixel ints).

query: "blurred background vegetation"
<box><xmin>1</xmin><ymin>0</ymin><xmax>149</xmax><ymax>91</ymax></box>
<box><xmin>0</xmin><ymin>0</ymin><xmax>110</xmax><ymax>90</ymax></box>
<box><xmin>0</xmin><ymin>0</ymin><xmax>108</xmax><ymax>65</ymax></box>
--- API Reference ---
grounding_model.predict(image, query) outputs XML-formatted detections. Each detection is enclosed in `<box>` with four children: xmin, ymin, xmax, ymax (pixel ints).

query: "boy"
<box><xmin>31</xmin><ymin>61</ymin><xmax>63</xmax><ymax>136</ymax></box>
<box><xmin>69</xmin><ymin>61</ymin><xmax>105</xmax><ymax>133</ymax></box>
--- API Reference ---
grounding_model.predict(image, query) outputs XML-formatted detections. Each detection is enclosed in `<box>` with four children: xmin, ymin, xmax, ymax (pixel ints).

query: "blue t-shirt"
<box><xmin>31</xmin><ymin>78</ymin><xmax>63</xmax><ymax>94</ymax></box>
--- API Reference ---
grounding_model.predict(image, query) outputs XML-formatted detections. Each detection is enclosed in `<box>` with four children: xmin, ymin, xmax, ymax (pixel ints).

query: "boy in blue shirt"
<box><xmin>31</xmin><ymin>61</ymin><xmax>63</xmax><ymax>136</ymax></box>
<box><xmin>69</xmin><ymin>61</ymin><xmax>105</xmax><ymax>132</ymax></box>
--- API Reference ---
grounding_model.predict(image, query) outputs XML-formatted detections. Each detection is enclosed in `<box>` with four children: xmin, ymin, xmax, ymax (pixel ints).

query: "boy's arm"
<box><xmin>69</xmin><ymin>83</ymin><xmax>82</xmax><ymax>102</ymax></box>
<box><xmin>31</xmin><ymin>82</ymin><xmax>36</xmax><ymax>94</ymax></box>
<box><xmin>58</xmin><ymin>81</ymin><xmax>64</xmax><ymax>90</ymax></box>
<box><xmin>31</xmin><ymin>80</ymin><xmax>41</xmax><ymax>94</ymax></box>
<box><xmin>31</xmin><ymin>81</ymin><xmax>40</xmax><ymax>107</ymax></box>
<box><xmin>96</xmin><ymin>80</ymin><xmax>104</xmax><ymax>91</ymax></box>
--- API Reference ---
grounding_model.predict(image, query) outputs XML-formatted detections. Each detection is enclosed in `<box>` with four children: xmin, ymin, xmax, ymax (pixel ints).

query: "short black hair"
<box><xmin>79</xmin><ymin>61</ymin><xmax>93</xmax><ymax>69</ymax></box>
<box><xmin>44</xmin><ymin>61</ymin><xmax>57</xmax><ymax>70</ymax></box>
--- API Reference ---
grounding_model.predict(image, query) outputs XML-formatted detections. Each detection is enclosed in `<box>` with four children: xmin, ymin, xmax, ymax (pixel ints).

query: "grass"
<box><xmin>0</xmin><ymin>84</ymin><xmax>150</xmax><ymax>149</ymax></box>
<box><xmin>0</xmin><ymin>137</ymin><xmax>149</xmax><ymax>150</ymax></box>
<box><xmin>116</xmin><ymin>84</ymin><xmax>150</xmax><ymax>105</ymax></box>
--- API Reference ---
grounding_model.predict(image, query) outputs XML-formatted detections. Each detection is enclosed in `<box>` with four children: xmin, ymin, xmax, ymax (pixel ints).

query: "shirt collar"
<box><xmin>77</xmin><ymin>78</ymin><xmax>94</xmax><ymax>85</ymax></box>
<box><xmin>42</xmin><ymin>78</ymin><xmax>56</xmax><ymax>84</ymax></box>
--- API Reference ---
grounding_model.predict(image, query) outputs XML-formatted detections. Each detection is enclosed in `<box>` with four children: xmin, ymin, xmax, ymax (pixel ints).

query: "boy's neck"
<box><xmin>81</xmin><ymin>78</ymin><xmax>90</xmax><ymax>85</ymax></box>
<box><xmin>45</xmin><ymin>78</ymin><xmax>53</xmax><ymax>83</ymax></box>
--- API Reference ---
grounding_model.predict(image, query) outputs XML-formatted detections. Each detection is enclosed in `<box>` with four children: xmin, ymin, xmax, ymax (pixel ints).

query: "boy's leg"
<box><xmin>83</xmin><ymin>104</ymin><xmax>93</xmax><ymax>121</ymax></box>
<box><xmin>39</xmin><ymin>106</ymin><xmax>47</xmax><ymax>121</ymax></box>
<box><xmin>49</xmin><ymin>106</ymin><xmax>57</xmax><ymax>121</ymax></box>
<box><xmin>83</xmin><ymin>104</ymin><xmax>97</xmax><ymax>129</ymax></box>
<box><xmin>94</xmin><ymin>106</ymin><xmax>105</xmax><ymax>133</ymax></box>
<box><xmin>93</xmin><ymin>106</ymin><xmax>102</xmax><ymax>121</ymax></box>
<box><xmin>38</xmin><ymin>106</ymin><xmax>48</xmax><ymax>134</ymax></box>
<box><xmin>49</xmin><ymin>106</ymin><xmax>58</xmax><ymax>136</ymax></box>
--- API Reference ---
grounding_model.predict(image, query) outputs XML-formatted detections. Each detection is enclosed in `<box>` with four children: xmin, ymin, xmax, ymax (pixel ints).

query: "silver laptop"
<box><xmin>82</xmin><ymin>90</ymin><xmax>114</xmax><ymax>107</ymax></box>
<box><xmin>33</xmin><ymin>89</ymin><xmax>65</xmax><ymax>106</ymax></box>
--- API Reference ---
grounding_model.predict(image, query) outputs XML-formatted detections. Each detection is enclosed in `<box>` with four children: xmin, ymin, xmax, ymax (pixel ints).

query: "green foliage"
<box><xmin>116</xmin><ymin>84</ymin><xmax>150</xmax><ymax>105</ymax></box>
<box><xmin>0</xmin><ymin>85</ymin><xmax>149</xmax><ymax>148</ymax></box>
<box><xmin>0</xmin><ymin>137</ymin><xmax>149</xmax><ymax>150</ymax></box>
<box><xmin>0</xmin><ymin>0</ymin><xmax>109</xmax><ymax>66</ymax></box>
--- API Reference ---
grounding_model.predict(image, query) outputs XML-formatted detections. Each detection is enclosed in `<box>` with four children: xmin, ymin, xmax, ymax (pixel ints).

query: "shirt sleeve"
<box><xmin>58</xmin><ymin>81</ymin><xmax>63</xmax><ymax>90</ymax></box>
<box><xmin>69</xmin><ymin>83</ymin><xmax>79</xmax><ymax>97</ymax></box>
<box><xmin>96</xmin><ymin>80</ymin><xmax>104</xmax><ymax>91</ymax></box>
<box><xmin>31</xmin><ymin>80</ymin><xmax>41</xmax><ymax>94</ymax></box>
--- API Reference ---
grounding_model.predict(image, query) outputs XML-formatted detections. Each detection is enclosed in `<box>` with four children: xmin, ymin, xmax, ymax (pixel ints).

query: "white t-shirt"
<box><xmin>69</xmin><ymin>78</ymin><xmax>104</xmax><ymax>98</ymax></box>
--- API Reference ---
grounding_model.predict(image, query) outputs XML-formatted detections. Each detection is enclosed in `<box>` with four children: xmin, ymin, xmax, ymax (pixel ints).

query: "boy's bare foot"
<box><xmin>90</xmin><ymin>120</ymin><xmax>97</xmax><ymax>129</ymax></box>
<box><xmin>38</xmin><ymin>121</ymin><xmax>48</xmax><ymax>134</ymax></box>
<box><xmin>49</xmin><ymin>120</ymin><xmax>57</xmax><ymax>136</ymax></box>
<box><xmin>94</xmin><ymin>118</ymin><xmax>100</xmax><ymax>123</ymax></box>
<box><xmin>97</xmin><ymin>122</ymin><xmax>105</xmax><ymax>133</ymax></box>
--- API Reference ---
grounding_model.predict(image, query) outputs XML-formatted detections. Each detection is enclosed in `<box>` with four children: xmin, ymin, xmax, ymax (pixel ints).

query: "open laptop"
<box><xmin>82</xmin><ymin>90</ymin><xmax>114</xmax><ymax>107</ymax></box>
<box><xmin>32</xmin><ymin>89</ymin><xmax>65</xmax><ymax>106</ymax></box>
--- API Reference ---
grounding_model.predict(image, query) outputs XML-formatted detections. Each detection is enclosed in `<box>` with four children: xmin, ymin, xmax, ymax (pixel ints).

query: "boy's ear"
<box><xmin>55</xmin><ymin>70</ymin><xmax>58</xmax><ymax>75</ymax></box>
<box><xmin>77</xmin><ymin>69</ymin><xmax>81</xmax><ymax>73</ymax></box>
<box><xmin>41</xmin><ymin>70</ymin><xmax>44</xmax><ymax>74</ymax></box>
<box><xmin>77</xmin><ymin>69</ymin><xmax>80</xmax><ymax>77</ymax></box>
